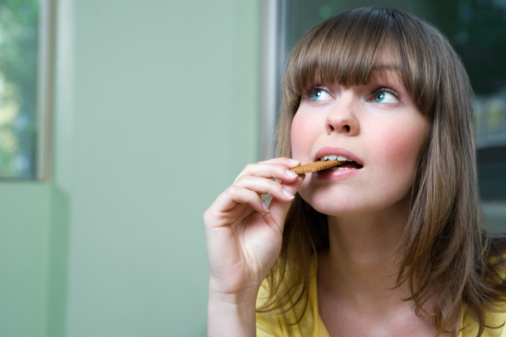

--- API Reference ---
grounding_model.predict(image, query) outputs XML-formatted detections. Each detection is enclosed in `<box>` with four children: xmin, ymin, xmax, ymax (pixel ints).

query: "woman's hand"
<box><xmin>204</xmin><ymin>157</ymin><xmax>303</xmax><ymax>298</ymax></box>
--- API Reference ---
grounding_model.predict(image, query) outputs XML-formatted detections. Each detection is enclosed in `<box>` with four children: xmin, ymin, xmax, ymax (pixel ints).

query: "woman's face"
<box><xmin>290</xmin><ymin>66</ymin><xmax>429</xmax><ymax>218</ymax></box>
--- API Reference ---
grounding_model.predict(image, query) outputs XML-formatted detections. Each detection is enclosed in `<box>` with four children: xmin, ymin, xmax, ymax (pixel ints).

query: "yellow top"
<box><xmin>256</xmin><ymin>265</ymin><xmax>506</xmax><ymax>337</ymax></box>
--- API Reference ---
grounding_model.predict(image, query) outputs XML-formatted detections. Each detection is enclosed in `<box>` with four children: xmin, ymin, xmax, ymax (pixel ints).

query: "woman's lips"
<box><xmin>312</xmin><ymin>146</ymin><xmax>364</xmax><ymax>176</ymax></box>
<box><xmin>312</xmin><ymin>148</ymin><xmax>363</xmax><ymax>180</ymax></box>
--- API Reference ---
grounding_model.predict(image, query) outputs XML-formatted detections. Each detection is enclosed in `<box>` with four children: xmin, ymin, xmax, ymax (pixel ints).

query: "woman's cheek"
<box><xmin>372</xmin><ymin>119</ymin><xmax>428</xmax><ymax>179</ymax></box>
<box><xmin>290</xmin><ymin>113</ymin><xmax>318</xmax><ymax>161</ymax></box>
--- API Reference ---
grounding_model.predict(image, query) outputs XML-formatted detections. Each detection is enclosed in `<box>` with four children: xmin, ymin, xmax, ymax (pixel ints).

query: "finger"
<box><xmin>262</xmin><ymin>175</ymin><xmax>305</xmax><ymax>230</ymax></box>
<box><xmin>234</xmin><ymin>176</ymin><xmax>298</xmax><ymax>203</ymax></box>
<box><xmin>206</xmin><ymin>185</ymin><xmax>268</xmax><ymax>221</ymax></box>
<box><xmin>235</xmin><ymin>160</ymin><xmax>301</xmax><ymax>183</ymax></box>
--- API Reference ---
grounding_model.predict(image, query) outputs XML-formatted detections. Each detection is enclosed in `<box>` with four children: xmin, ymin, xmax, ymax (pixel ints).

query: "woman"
<box><xmin>204</xmin><ymin>7</ymin><xmax>506</xmax><ymax>337</ymax></box>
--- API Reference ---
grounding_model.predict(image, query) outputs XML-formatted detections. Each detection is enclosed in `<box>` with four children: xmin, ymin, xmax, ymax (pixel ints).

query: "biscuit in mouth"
<box><xmin>290</xmin><ymin>160</ymin><xmax>342</xmax><ymax>174</ymax></box>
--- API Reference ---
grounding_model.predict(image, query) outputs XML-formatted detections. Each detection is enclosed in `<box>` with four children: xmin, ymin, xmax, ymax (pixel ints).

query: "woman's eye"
<box><xmin>309</xmin><ymin>88</ymin><xmax>332</xmax><ymax>101</ymax></box>
<box><xmin>372</xmin><ymin>90</ymin><xmax>398</xmax><ymax>104</ymax></box>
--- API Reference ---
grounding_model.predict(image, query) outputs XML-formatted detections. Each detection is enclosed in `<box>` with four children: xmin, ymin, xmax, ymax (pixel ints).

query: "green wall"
<box><xmin>0</xmin><ymin>1</ymin><xmax>260</xmax><ymax>336</ymax></box>
<box><xmin>0</xmin><ymin>183</ymin><xmax>50</xmax><ymax>337</ymax></box>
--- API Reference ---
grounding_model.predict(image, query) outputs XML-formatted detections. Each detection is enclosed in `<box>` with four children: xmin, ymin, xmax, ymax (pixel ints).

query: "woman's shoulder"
<box><xmin>256</xmin><ymin>258</ymin><xmax>329</xmax><ymax>337</ymax></box>
<box><xmin>460</xmin><ymin>304</ymin><xmax>506</xmax><ymax>337</ymax></box>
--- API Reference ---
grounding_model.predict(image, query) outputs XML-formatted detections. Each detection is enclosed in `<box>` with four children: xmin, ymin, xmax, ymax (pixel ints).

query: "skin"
<box><xmin>204</xmin><ymin>65</ymin><xmax>434</xmax><ymax>336</ymax></box>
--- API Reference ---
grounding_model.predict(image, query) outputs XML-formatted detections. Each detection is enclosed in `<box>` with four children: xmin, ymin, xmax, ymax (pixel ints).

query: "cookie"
<box><xmin>290</xmin><ymin>160</ymin><xmax>342</xmax><ymax>174</ymax></box>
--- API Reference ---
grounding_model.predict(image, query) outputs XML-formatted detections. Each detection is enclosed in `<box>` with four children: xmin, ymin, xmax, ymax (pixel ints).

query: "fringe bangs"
<box><xmin>285</xmin><ymin>9</ymin><xmax>397</xmax><ymax>106</ymax></box>
<box><xmin>283</xmin><ymin>7</ymin><xmax>446</xmax><ymax>119</ymax></box>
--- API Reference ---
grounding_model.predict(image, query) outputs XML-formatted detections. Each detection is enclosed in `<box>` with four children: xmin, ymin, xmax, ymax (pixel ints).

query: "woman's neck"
<box><xmin>316</xmin><ymin>208</ymin><xmax>440</xmax><ymax>336</ymax></box>
<box><xmin>319</xmin><ymin>206</ymin><xmax>411</xmax><ymax>310</ymax></box>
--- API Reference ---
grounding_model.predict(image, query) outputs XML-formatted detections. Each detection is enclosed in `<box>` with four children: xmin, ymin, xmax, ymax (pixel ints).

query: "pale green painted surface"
<box><xmin>0</xmin><ymin>0</ymin><xmax>260</xmax><ymax>336</ymax></box>
<box><xmin>0</xmin><ymin>183</ymin><xmax>50</xmax><ymax>337</ymax></box>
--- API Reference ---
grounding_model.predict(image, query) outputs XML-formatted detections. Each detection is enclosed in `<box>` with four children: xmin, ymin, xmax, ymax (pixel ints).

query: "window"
<box><xmin>0</xmin><ymin>0</ymin><xmax>54</xmax><ymax>180</ymax></box>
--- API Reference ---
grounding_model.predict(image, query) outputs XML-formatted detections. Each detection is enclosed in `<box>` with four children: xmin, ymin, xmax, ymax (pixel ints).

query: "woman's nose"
<box><xmin>325</xmin><ymin>94</ymin><xmax>360</xmax><ymax>136</ymax></box>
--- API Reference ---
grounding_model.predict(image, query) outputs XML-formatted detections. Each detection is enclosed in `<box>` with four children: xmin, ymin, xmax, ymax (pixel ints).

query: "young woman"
<box><xmin>204</xmin><ymin>7</ymin><xmax>506</xmax><ymax>337</ymax></box>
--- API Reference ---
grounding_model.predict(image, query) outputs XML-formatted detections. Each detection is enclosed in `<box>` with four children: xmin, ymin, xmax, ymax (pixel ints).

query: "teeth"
<box><xmin>320</xmin><ymin>155</ymin><xmax>353</xmax><ymax>162</ymax></box>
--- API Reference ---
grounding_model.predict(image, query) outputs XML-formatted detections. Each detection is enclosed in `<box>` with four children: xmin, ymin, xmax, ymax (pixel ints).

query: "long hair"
<box><xmin>259</xmin><ymin>7</ymin><xmax>506</xmax><ymax>336</ymax></box>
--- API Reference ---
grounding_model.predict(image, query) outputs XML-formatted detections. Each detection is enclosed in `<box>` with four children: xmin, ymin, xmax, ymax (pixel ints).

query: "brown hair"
<box><xmin>259</xmin><ymin>7</ymin><xmax>506</xmax><ymax>336</ymax></box>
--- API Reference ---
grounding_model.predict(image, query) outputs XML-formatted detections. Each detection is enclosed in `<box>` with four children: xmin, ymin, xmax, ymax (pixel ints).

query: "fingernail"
<box><xmin>262</xmin><ymin>202</ymin><xmax>269</xmax><ymax>212</ymax></box>
<box><xmin>288</xmin><ymin>159</ymin><xmax>300</xmax><ymax>166</ymax></box>
<box><xmin>286</xmin><ymin>169</ymin><xmax>298</xmax><ymax>178</ymax></box>
<box><xmin>283</xmin><ymin>189</ymin><xmax>295</xmax><ymax>199</ymax></box>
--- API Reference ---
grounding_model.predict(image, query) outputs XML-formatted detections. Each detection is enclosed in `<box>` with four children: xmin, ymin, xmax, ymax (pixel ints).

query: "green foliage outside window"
<box><xmin>0</xmin><ymin>0</ymin><xmax>39</xmax><ymax>179</ymax></box>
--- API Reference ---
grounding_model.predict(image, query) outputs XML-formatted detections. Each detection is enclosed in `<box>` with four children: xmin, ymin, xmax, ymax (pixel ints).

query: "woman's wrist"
<box><xmin>207</xmin><ymin>288</ymin><xmax>259</xmax><ymax>337</ymax></box>
<box><xmin>208</xmin><ymin>284</ymin><xmax>259</xmax><ymax>305</ymax></box>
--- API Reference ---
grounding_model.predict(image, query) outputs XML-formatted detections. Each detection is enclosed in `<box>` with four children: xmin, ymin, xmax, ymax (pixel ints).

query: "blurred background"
<box><xmin>0</xmin><ymin>0</ymin><xmax>504</xmax><ymax>336</ymax></box>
